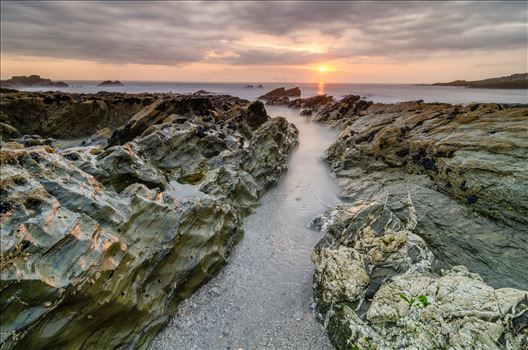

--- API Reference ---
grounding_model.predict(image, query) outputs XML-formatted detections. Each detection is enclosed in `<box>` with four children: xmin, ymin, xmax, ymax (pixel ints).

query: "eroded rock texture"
<box><xmin>310</xmin><ymin>97</ymin><xmax>528</xmax><ymax>349</ymax></box>
<box><xmin>312</xmin><ymin>201</ymin><xmax>528</xmax><ymax>350</ymax></box>
<box><xmin>0</xmin><ymin>94</ymin><xmax>297</xmax><ymax>349</ymax></box>
<box><xmin>0</xmin><ymin>90</ymin><xmax>155</xmax><ymax>139</ymax></box>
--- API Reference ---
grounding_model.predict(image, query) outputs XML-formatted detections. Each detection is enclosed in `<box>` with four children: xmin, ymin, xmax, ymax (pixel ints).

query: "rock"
<box><xmin>313</xmin><ymin>95</ymin><xmax>372</xmax><ymax>126</ymax></box>
<box><xmin>97</xmin><ymin>80</ymin><xmax>124</xmax><ymax>87</ymax></box>
<box><xmin>258</xmin><ymin>87</ymin><xmax>301</xmax><ymax>104</ymax></box>
<box><xmin>310</xmin><ymin>98</ymin><xmax>528</xmax><ymax>348</ymax></box>
<box><xmin>0</xmin><ymin>93</ymin><xmax>298</xmax><ymax>349</ymax></box>
<box><xmin>0</xmin><ymin>90</ymin><xmax>154</xmax><ymax>138</ymax></box>
<box><xmin>0</xmin><ymin>122</ymin><xmax>21</xmax><ymax>139</ymax></box>
<box><xmin>287</xmin><ymin>94</ymin><xmax>335</xmax><ymax>112</ymax></box>
<box><xmin>0</xmin><ymin>75</ymin><xmax>69</xmax><ymax>88</ymax></box>
<box><xmin>314</xmin><ymin>99</ymin><xmax>528</xmax><ymax>289</ymax></box>
<box><xmin>312</xmin><ymin>199</ymin><xmax>528</xmax><ymax>350</ymax></box>
<box><xmin>433</xmin><ymin>72</ymin><xmax>528</xmax><ymax>89</ymax></box>
<box><xmin>300</xmin><ymin>109</ymin><xmax>312</xmax><ymax>116</ymax></box>
<box><xmin>243</xmin><ymin>84</ymin><xmax>254</xmax><ymax>88</ymax></box>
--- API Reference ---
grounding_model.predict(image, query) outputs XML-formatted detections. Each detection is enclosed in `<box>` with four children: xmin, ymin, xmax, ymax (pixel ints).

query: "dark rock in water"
<box><xmin>246</xmin><ymin>100</ymin><xmax>269</xmax><ymax>129</ymax></box>
<box><xmin>97</xmin><ymin>80</ymin><xmax>124</xmax><ymax>87</ymax></box>
<box><xmin>288</xmin><ymin>94</ymin><xmax>335</xmax><ymax>112</ymax></box>
<box><xmin>300</xmin><ymin>108</ymin><xmax>313</xmax><ymax>116</ymax></box>
<box><xmin>0</xmin><ymin>92</ymin><xmax>298</xmax><ymax>349</ymax></box>
<box><xmin>258</xmin><ymin>87</ymin><xmax>301</xmax><ymax>104</ymax></box>
<box><xmin>256</xmin><ymin>84</ymin><xmax>263</xmax><ymax>88</ymax></box>
<box><xmin>243</xmin><ymin>84</ymin><xmax>254</xmax><ymax>88</ymax></box>
<box><xmin>0</xmin><ymin>74</ymin><xmax>69</xmax><ymax>88</ymax></box>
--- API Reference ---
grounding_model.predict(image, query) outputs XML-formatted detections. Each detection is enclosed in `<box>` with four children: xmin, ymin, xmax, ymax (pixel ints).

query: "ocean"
<box><xmin>17</xmin><ymin>81</ymin><xmax>528</xmax><ymax>104</ymax></box>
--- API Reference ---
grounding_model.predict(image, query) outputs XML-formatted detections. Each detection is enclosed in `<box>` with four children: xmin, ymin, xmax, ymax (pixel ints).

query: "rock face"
<box><xmin>312</xmin><ymin>95</ymin><xmax>373</xmax><ymax>126</ymax></box>
<box><xmin>309</xmin><ymin>97</ymin><xmax>528</xmax><ymax>349</ymax></box>
<box><xmin>433</xmin><ymin>73</ymin><xmax>528</xmax><ymax>89</ymax></box>
<box><xmin>1</xmin><ymin>75</ymin><xmax>69</xmax><ymax>88</ymax></box>
<box><xmin>97</xmin><ymin>80</ymin><xmax>124</xmax><ymax>87</ymax></box>
<box><xmin>0</xmin><ymin>90</ymin><xmax>156</xmax><ymax>139</ymax></box>
<box><xmin>312</xmin><ymin>201</ymin><xmax>528</xmax><ymax>350</ymax></box>
<box><xmin>258</xmin><ymin>87</ymin><xmax>301</xmax><ymax>105</ymax></box>
<box><xmin>0</xmin><ymin>95</ymin><xmax>298</xmax><ymax>349</ymax></box>
<box><xmin>287</xmin><ymin>94</ymin><xmax>335</xmax><ymax>113</ymax></box>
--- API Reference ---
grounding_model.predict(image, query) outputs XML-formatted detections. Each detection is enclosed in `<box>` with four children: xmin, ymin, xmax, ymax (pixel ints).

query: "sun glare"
<box><xmin>318</xmin><ymin>66</ymin><xmax>327</xmax><ymax>72</ymax></box>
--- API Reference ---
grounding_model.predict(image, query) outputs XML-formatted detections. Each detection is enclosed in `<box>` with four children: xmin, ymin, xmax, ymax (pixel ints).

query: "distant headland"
<box><xmin>0</xmin><ymin>74</ymin><xmax>69</xmax><ymax>88</ymax></box>
<box><xmin>432</xmin><ymin>73</ymin><xmax>527</xmax><ymax>89</ymax></box>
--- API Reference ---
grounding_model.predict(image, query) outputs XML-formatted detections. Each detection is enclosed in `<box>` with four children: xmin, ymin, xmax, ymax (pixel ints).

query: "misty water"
<box><xmin>20</xmin><ymin>81</ymin><xmax>528</xmax><ymax>104</ymax></box>
<box><xmin>151</xmin><ymin>105</ymin><xmax>341</xmax><ymax>349</ymax></box>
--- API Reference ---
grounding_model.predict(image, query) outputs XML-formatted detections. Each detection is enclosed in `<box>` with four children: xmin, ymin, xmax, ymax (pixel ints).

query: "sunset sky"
<box><xmin>1</xmin><ymin>1</ymin><xmax>527</xmax><ymax>83</ymax></box>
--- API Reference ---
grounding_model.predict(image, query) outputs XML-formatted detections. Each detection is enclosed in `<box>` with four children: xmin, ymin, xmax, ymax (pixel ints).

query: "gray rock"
<box><xmin>0</xmin><ymin>94</ymin><xmax>298</xmax><ymax>349</ymax></box>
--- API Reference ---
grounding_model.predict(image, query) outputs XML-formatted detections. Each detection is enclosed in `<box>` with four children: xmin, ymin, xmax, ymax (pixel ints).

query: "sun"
<box><xmin>318</xmin><ymin>66</ymin><xmax>328</xmax><ymax>72</ymax></box>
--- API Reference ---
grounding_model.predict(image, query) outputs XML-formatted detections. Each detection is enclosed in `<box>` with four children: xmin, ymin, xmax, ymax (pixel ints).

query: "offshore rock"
<box><xmin>97</xmin><ymin>80</ymin><xmax>124</xmax><ymax>87</ymax></box>
<box><xmin>0</xmin><ymin>94</ymin><xmax>298</xmax><ymax>349</ymax></box>
<box><xmin>0</xmin><ymin>75</ymin><xmax>69</xmax><ymax>88</ymax></box>
<box><xmin>258</xmin><ymin>87</ymin><xmax>301</xmax><ymax>105</ymax></box>
<box><xmin>258</xmin><ymin>86</ymin><xmax>301</xmax><ymax>100</ymax></box>
<box><xmin>287</xmin><ymin>94</ymin><xmax>335</xmax><ymax>112</ymax></box>
<box><xmin>312</xmin><ymin>200</ymin><xmax>528</xmax><ymax>350</ymax></box>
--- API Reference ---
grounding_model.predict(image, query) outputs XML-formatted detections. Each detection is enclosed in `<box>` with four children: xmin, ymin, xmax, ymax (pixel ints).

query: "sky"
<box><xmin>1</xmin><ymin>1</ymin><xmax>527</xmax><ymax>83</ymax></box>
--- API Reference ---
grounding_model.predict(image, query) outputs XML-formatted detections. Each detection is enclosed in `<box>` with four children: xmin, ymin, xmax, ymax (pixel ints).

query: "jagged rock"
<box><xmin>0</xmin><ymin>94</ymin><xmax>298</xmax><ymax>349</ymax></box>
<box><xmin>287</xmin><ymin>94</ymin><xmax>335</xmax><ymax>112</ymax></box>
<box><xmin>258</xmin><ymin>87</ymin><xmax>302</xmax><ymax>105</ymax></box>
<box><xmin>313</xmin><ymin>95</ymin><xmax>372</xmax><ymax>126</ymax></box>
<box><xmin>310</xmin><ymin>97</ymin><xmax>528</xmax><ymax>348</ymax></box>
<box><xmin>0</xmin><ymin>90</ymin><xmax>154</xmax><ymax>138</ymax></box>
<box><xmin>312</xmin><ymin>200</ymin><xmax>528</xmax><ymax>350</ymax></box>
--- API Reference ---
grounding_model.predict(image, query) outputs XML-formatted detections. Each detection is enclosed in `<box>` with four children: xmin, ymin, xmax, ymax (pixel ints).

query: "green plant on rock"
<box><xmin>399</xmin><ymin>292</ymin><xmax>429</xmax><ymax>308</ymax></box>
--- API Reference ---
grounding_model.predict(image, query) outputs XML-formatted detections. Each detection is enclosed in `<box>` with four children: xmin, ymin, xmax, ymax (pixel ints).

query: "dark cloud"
<box><xmin>1</xmin><ymin>1</ymin><xmax>526</xmax><ymax>66</ymax></box>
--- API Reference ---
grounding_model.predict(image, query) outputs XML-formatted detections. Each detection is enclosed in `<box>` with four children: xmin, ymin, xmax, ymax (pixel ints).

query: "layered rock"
<box><xmin>0</xmin><ymin>90</ymin><xmax>156</xmax><ymax>139</ymax></box>
<box><xmin>287</xmin><ymin>94</ymin><xmax>335</xmax><ymax>116</ymax></box>
<box><xmin>0</xmin><ymin>96</ymin><xmax>298</xmax><ymax>349</ymax></box>
<box><xmin>310</xmin><ymin>97</ymin><xmax>528</xmax><ymax>348</ymax></box>
<box><xmin>312</xmin><ymin>200</ymin><xmax>528</xmax><ymax>350</ymax></box>
<box><xmin>258</xmin><ymin>87</ymin><xmax>301</xmax><ymax>105</ymax></box>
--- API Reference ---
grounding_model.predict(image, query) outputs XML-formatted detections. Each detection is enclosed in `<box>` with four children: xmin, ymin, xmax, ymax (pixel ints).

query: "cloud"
<box><xmin>1</xmin><ymin>1</ymin><xmax>526</xmax><ymax>66</ymax></box>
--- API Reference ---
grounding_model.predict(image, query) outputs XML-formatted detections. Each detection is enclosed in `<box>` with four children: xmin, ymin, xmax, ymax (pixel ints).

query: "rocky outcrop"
<box><xmin>312</xmin><ymin>95</ymin><xmax>373</xmax><ymax>126</ymax></box>
<box><xmin>310</xmin><ymin>97</ymin><xmax>528</xmax><ymax>348</ymax></box>
<box><xmin>1</xmin><ymin>75</ymin><xmax>69</xmax><ymax>88</ymax></box>
<box><xmin>97</xmin><ymin>80</ymin><xmax>124</xmax><ymax>87</ymax></box>
<box><xmin>0</xmin><ymin>90</ymin><xmax>156</xmax><ymax>139</ymax></box>
<box><xmin>433</xmin><ymin>73</ymin><xmax>528</xmax><ymax>89</ymax></box>
<box><xmin>312</xmin><ymin>200</ymin><xmax>528</xmax><ymax>350</ymax></box>
<box><xmin>287</xmin><ymin>94</ymin><xmax>335</xmax><ymax>114</ymax></box>
<box><xmin>0</xmin><ymin>96</ymin><xmax>298</xmax><ymax>349</ymax></box>
<box><xmin>258</xmin><ymin>87</ymin><xmax>301</xmax><ymax>105</ymax></box>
